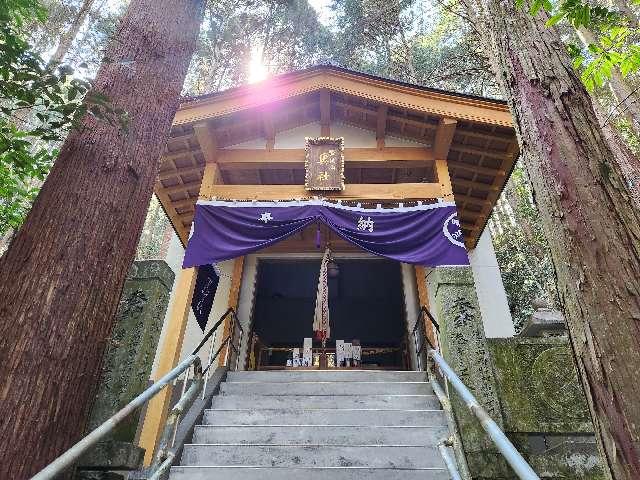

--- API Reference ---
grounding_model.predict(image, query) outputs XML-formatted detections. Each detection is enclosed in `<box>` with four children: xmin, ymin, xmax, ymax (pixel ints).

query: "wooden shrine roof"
<box><xmin>155</xmin><ymin>65</ymin><xmax>519</xmax><ymax>250</ymax></box>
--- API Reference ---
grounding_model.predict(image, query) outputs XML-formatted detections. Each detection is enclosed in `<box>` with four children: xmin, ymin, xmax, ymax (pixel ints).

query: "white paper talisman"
<box><xmin>336</xmin><ymin>340</ymin><xmax>345</xmax><ymax>367</ymax></box>
<box><xmin>353</xmin><ymin>345</ymin><xmax>362</xmax><ymax>361</ymax></box>
<box><xmin>344</xmin><ymin>342</ymin><xmax>352</xmax><ymax>367</ymax></box>
<box><xmin>303</xmin><ymin>337</ymin><xmax>313</xmax><ymax>365</ymax></box>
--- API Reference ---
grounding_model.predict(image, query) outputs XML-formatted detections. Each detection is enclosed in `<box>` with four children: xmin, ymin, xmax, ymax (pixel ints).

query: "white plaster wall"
<box><xmin>236</xmin><ymin>255</ymin><xmax>259</xmax><ymax>370</ymax></box>
<box><xmin>401</xmin><ymin>263</ymin><xmax>421</xmax><ymax>370</ymax></box>
<box><xmin>468</xmin><ymin>229</ymin><xmax>515</xmax><ymax>338</ymax></box>
<box><xmin>228</xmin><ymin>121</ymin><xmax>425</xmax><ymax>150</ymax></box>
<box><xmin>150</xmin><ymin>231</ymin><xmax>235</xmax><ymax>377</ymax></box>
<box><xmin>178</xmin><ymin>259</ymin><xmax>235</xmax><ymax>367</ymax></box>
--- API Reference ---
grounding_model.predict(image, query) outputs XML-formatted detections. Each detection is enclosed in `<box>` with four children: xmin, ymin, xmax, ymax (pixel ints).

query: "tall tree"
<box><xmin>0</xmin><ymin>0</ymin><xmax>204</xmax><ymax>478</ymax></box>
<box><xmin>575</xmin><ymin>26</ymin><xmax>640</xmax><ymax>136</ymax></box>
<box><xmin>48</xmin><ymin>0</ymin><xmax>97</xmax><ymax>65</ymax></box>
<box><xmin>469</xmin><ymin>0</ymin><xmax>640</xmax><ymax>478</ymax></box>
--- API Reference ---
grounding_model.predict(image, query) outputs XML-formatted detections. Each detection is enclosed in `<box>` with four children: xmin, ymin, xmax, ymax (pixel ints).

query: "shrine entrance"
<box><xmin>247</xmin><ymin>258</ymin><xmax>410</xmax><ymax>370</ymax></box>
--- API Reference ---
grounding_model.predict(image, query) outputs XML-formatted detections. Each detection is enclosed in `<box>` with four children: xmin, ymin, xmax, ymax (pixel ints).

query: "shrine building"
<box><xmin>140</xmin><ymin>66</ymin><xmax>519</xmax><ymax>464</ymax></box>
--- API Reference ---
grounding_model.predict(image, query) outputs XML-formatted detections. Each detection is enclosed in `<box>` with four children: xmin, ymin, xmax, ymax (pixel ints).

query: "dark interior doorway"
<box><xmin>249</xmin><ymin>258</ymin><xmax>408</xmax><ymax>369</ymax></box>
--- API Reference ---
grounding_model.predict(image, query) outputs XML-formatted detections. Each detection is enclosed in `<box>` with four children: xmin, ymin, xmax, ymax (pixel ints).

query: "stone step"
<box><xmin>203</xmin><ymin>408</ymin><xmax>446</xmax><ymax>426</ymax></box>
<box><xmin>192</xmin><ymin>425</ymin><xmax>449</xmax><ymax>446</ymax></box>
<box><xmin>220</xmin><ymin>381</ymin><xmax>432</xmax><ymax>396</ymax></box>
<box><xmin>169</xmin><ymin>466</ymin><xmax>450</xmax><ymax>480</ymax></box>
<box><xmin>180</xmin><ymin>445</ymin><xmax>446</xmax><ymax>469</ymax></box>
<box><xmin>211</xmin><ymin>394</ymin><xmax>440</xmax><ymax>410</ymax></box>
<box><xmin>226</xmin><ymin>370</ymin><xmax>427</xmax><ymax>383</ymax></box>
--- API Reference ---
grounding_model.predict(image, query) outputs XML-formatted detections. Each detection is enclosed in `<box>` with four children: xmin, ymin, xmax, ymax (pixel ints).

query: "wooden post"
<box><xmin>138</xmin><ymin>135</ymin><xmax>221</xmax><ymax>464</ymax></box>
<box><xmin>436</xmin><ymin>159</ymin><xmax>454</xmax><ymax>202</ymax></box>
<box><xmin>218</xmin><ymin>256</ymin><xmax>245</xmax><ymax>366</ymax></box>
<box><xmin>415</xmin><ymin>266</ymin><xmax>436</xmax><ymax>348</ymax></box>
<box><xmin>137</xmin><ymin>266</ymin><xmax>197</xmax><ymax>465</ymax></box>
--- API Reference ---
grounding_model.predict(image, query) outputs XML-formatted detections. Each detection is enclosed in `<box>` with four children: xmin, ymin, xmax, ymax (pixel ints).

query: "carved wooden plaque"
<box><xmin>304</xmin><ymin>137</ymin><xmax>345</xmax><ymax>191</ymax></box>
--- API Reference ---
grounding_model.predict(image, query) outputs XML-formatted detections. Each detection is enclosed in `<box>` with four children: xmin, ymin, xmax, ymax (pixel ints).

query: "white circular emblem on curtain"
<box><xmin>443</xmin><ymin>212</ymin><xmax>465</xmax><ymax>248</ymax></box>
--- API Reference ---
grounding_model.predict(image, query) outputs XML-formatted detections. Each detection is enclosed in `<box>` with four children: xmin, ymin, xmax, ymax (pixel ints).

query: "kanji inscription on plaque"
<box><xmin>304</xmin><ymin>137</ymin><xmax>345</xmax><ymax>191</ymax></box>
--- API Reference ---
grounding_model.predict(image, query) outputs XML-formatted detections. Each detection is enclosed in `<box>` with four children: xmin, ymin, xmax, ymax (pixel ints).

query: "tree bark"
<box><xmin>0</xmin><ymin>1</ymin><xmax>204</xmax><ymax>478</ymax></box>
<box><xmin>472</xmin><ymin>1</ymin><xmax>640</xmax><ymax>479</ymax></box>
<box><xmin>49</xmin><ymin>0</ymin><xmax>98</xmax><ymax>65</ymax></box>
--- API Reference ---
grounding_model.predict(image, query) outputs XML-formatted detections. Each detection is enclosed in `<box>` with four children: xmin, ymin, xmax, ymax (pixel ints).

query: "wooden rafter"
<box><xmin>262</xmin><ymin>111</ymin><xmax>276</xmax><ymax>151</ymax></box>
<box><xmin>193</xmin><ymin>121</ymin><xmax>218</xmax><ymax>163</ymax></box>
<box><xmin>320</xmin><ymin>89</ymin><xmax>331</xmax><ymax>136</ymax></box>
<box><xmin>448</xmin><ymin>159</ymin><xmax>506</xmax><ymax>177</ymax></box>
<box><xmin>433</xmin><ymin>118</ymin><xmax>457</xmax><ymax>160</ymax></box>
<box><xmin>376</xmin><ymin>105</ymin><xmax>388</xmax><ymax>149</ymax></box>
<box><xmin>199</xmin><ymin>182</ymin><xmax>442</xmax><ymax>201</ymax></box>
<box><xmin>454</xmin><ymin>178</ymin><xmax>500</xmax><ymax>192</ymax></box>
<box><xmin>164</xmin><ymin>180</ymin><xmax>201</xmax><ymax>195</ymax></box>
<box><xmin>216</xmin><ymin>147</ymin><xmax>433</xmax><ymax>169</ymax></box>
<box><xmin>158</xmin><ymin>165</ymin><xmax>203</xmax><ymax>181</ymax></box>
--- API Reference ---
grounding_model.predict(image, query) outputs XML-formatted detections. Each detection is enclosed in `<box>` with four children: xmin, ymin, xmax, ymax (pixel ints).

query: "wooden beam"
<box><xmin>335</xmin><ymin>101</ymin><xmax>437</xmax><ymax>133</ymax></box>
<box><xmin>450</xmin><ymin>144</ymin><xmax>511</xmax><ymax>160</ymax></box>
<box><xmin>433</xmin><ymin>117</ymin><xmax>457</xmax><ymax>160</ymax></box>
<box><xmin>161</xmin><ymin>148</ymin><xmax>199</xmax><ymax>163</ymax></box>
<box><xmin>448</xmin><ymin>159</ymin><xmax>506</xmax><ymax>177</ymax></box>
<box><xmin>454</xmin><ymin>178</ymin><xmax>500</xmax><ymax>192</ymax></box>
<box><xmin>200</xmin><ymin>182</ymin><xmax>442</xmax><ymax>201</ymax></box>
<box><xmin>261</xmin><ymin>237</ymin><xmax>363</xmax><ymax>253</ymax></box>
<box><xmin>454</xmin><ymin>193</ymin><xmax>492</xmax><ymax>206</ymax></box>
<box><xmin>262</xmin><ymin>111</ymin><xmax>275</xmax><ymax>150</ymax></box>
<box><xmin>435</xmin><ymin>159</ymin><xmax>454</xmax><ymax>202</ymax></box>
<box><xmin>193</xmin><ymin>121</ymin><xmax>218</xmax><ymax>163</ymax></box>
<box><xmin>173</xmin><ymin>197</ymin><xmax>197</xmax><ymax>210</ymax></box>
<box><xmin>376</xmin><ymin>105</ymin><xmax>388</xmax><ymax>149</ymax></box>
<box><xmin>164</xmin><ymin>180</ymin><xmax>201</xmax><ymax>195</ymax></box>
<box><xmin>138</xmin><ymin>266</ymin><xmax>197</xmax><ymax>464</ymax></box>
<box><xmin>219</xmin><ymin>257</ymin><xmax>245</xmax><ymax>366</ymax></box>
<box><xmin>415</xmin><ymin>266</ymin><xmax>437</xmax><ymax>349</ymax></box>
<box><xmin>216</xmin><ymin>147</ymin><xmax>434</xmax><ymax>169</ymax></box>
<box><xmin>153</xmin><ymin>187</ymin><xmax>189</xmax><ymax>244</ymax></box>
<box><xmin>320</xmin><ymin>89</ymin><xmax>331</xmax><ymax>136</ymax></box>
<box><xmin>158</xmin><ymin>165</ymin><xmax>203</xmax><ymax>181</ymax></box>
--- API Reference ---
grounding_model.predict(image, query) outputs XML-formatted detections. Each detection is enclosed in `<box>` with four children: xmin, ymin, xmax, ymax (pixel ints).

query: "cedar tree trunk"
<box><xmin>473</xmin><ymin>1</ymin><xmax>640</xmax><ymax>479</ymax></box>
<box><xmin>0</xmin><ymin>1</ymin><xmax>204</xmax><ymax>478</ymax></box>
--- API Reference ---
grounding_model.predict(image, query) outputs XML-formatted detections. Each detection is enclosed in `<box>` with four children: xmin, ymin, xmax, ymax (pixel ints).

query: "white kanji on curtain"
<box><xmin>312</xmin><ymin>247</ymin><xmax>331</xmax><ymax>342</ymax></box>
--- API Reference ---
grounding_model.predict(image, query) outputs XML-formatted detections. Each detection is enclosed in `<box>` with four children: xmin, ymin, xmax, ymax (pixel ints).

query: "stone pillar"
<box><xmin>78</xmin><ymin>260</ymin><xmax>175</xmax><ymax>478</ymax></box>
<box><xmin>431</xmin><ymin>266</ymin><xmax>510</xmax><ymax>479</ymax></box>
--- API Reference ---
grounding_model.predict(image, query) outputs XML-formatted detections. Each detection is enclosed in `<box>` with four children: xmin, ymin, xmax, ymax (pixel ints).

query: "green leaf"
<box><xmin>546</xmin><ymin>12</ymin><xmax>566</xmax><ymax>26</ymax></box>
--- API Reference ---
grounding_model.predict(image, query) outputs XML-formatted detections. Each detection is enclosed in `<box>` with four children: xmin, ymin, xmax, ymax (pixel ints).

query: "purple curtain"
<box><xmin>183</xmin><ymin>200</ymin><xmax>469</xmax><ymax>268</ymax></box>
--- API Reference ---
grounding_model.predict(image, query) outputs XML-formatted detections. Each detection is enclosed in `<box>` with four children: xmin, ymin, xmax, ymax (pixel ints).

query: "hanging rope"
<box><xmin>312</xmin><ymin>246</ymin><xmax>331</xmax><ymax>346</ymax></box>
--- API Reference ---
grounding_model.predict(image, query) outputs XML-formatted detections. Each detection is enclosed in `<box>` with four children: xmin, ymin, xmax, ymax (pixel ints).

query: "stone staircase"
<box><xmin>169</xmin><ymin>370</ymin><xmax>452</xmax><ymax>479</ymax></box>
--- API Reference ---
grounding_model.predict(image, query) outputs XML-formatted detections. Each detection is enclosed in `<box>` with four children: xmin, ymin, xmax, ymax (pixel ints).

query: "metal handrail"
<box><xmin>31</xmin><ymin>307</ymin><xmax>244</xmax><ymax>480</ymax></box>
<box><xmin>411</xmin><ymin>306</ymin><xmax>438</xmax><ymax>368</ymax></box>
<box><xmin>427</xmin><ymin>349</ymin><xmax>540</xmax><ymax>480</ymax></box>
